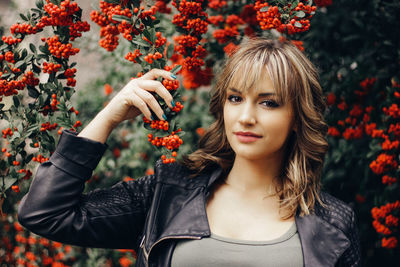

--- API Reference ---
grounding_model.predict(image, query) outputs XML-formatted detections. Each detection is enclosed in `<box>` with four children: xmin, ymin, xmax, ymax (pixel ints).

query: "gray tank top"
<box><xmin>171</xmin><ymin>222</ymin><xmax>303</xmax><ymax>267</ymax></box>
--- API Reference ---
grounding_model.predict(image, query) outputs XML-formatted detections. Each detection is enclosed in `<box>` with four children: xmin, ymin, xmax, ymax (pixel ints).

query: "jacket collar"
<box><xmin>150</xmin><ymin>166</ymin><xmax>350</xmax><ymax>266</ymax></box>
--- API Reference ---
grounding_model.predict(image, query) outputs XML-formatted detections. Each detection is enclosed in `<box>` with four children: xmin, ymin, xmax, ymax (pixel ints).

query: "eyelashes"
<box><xmin>227</xmin><ymin>95</ymin><xmax>280</xmax><ymax>108</ymax></box>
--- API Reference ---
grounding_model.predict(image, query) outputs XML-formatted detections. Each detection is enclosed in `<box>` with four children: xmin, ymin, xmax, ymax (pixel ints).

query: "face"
<box><xmin>223</xmin><ymin>73</ymin><xmax>295</xmax><ymax>163</ymax></box>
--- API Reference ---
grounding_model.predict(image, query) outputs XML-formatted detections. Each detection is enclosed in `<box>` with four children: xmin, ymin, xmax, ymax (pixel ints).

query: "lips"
<box><xmin>234</xmin><ymin>131</ymin><xmax>262</xmax><ymax>143</ymax></box>
<box><xmin>234</xmin><ymin>131</ymin><xmax>262</xmax><ymax>137</ymax></box>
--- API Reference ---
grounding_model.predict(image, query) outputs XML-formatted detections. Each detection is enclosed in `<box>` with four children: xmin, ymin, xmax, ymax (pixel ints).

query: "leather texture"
<box><xmin>18</xmin><ymin>130</ymin><xmax>361</xmax><ymax>267</ymax></box>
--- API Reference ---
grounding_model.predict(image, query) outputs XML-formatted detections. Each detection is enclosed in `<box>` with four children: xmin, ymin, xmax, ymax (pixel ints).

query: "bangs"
<box><xmin>224</xmin><ymin>49</ymin><xmax>292</xmax><ymax>105</ymax></box>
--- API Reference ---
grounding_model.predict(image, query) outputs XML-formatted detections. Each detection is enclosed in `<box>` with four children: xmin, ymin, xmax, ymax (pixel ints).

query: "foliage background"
<box><xmin>0</xmin><ymin>0</ymin><xmax>399</xmax><ymax>266</ymax></box>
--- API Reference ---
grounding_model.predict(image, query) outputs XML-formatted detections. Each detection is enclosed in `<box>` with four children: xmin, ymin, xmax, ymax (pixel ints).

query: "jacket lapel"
<box><xmin>295</xmin><ymin>214</ymin><xmax>350</xmax><ymax>267</ymax></box>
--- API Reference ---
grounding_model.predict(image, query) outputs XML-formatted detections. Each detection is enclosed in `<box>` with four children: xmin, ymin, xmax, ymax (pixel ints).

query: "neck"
<box><xmin>226</xmin><ymin>155</ymin><xmax>284</xmax><ymax>195</ymax></box>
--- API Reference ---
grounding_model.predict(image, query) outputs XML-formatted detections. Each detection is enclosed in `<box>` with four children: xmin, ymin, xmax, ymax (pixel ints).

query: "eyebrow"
<box><xmin>228</xmin><ymin>87</ymin><xmax>276</xmax><ymax>97</ymax></box>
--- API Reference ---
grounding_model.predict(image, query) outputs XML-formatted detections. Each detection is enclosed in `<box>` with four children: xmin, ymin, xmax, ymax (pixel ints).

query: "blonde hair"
<box><xmin>182</xmin><ymin>37</ymin><xmax>328</xmax><ymax>218</ymax></box>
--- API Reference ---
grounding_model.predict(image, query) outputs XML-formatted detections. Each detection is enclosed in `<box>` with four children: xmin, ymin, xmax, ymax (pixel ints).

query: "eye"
<box><xmin>227</xmin><ymin>95</ymin><xmax>242</xmax><ymax>103</ymax></box>
<box><xmin>261</xmin><ymin>99</ymin><xmax>280</xmax><ymax>108</ymax></box>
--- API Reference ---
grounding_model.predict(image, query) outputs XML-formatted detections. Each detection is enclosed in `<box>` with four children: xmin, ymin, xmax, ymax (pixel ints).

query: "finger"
<box><xmin>141</xmin><ymin>68</ymin><xmax>176</xmax><ymax>81</ymax></box>
<box><xmin>135</xmin><ymin>89</ymin><xmax>165</xmax><ymax>120</ymax></box>
<box><xmin>128</xmin><ymin>93</ymin><xmax>152</xmax><ymax>121</ymax></box>
<box><xmin>136</xmin><ymin>80</ymin><xmax>174</xmax><ymax>109</ymax></box>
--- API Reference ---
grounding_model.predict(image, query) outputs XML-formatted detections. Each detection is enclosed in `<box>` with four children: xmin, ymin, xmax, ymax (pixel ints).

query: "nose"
<box><xmin>238</xmin><ymin>102</ymin><xmax>256</xmax><ymax>126</ymax></box>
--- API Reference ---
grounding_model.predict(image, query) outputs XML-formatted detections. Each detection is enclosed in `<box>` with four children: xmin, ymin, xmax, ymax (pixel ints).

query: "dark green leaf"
<box><xmin>28</xmin><ymin>87</ymin><xmax>40</xmax><ymax>98</ymax></box>
<box><xmin>21</xmin><ymin>48</ymin><xmax>28</xmax><ymax>59</ymax></box>
<box><xmin>36</xmin><ymin>0</ymin><xmax>44</xmax><ymax>9</ymax></box>
<box><xmin>29</xmin><ymin>43</ymin><xmax>37</xmax><ymax>54</ymax></box>
<box><xmin>19</xmin><ymin>13</ymin><xmax>28</xmax><ymax>21</ymax></box>
<box><xmin>143</xmin><ymin>29</ymin><xmax>152</xmax><ymax>44</ymax></box>
<box><xmin>39</xmin><ymin>44</ymin><xmax>49</xmax><ymax>54</ymax></box>
<box><xmin>13</xmin><ymin>96</ymin><xmax>20</xmax><ymax>108</ymax></box>
<box><xmin>104</xmin><ymin>0</ymin><xmax>120</xmax><ymax>4</ymax></box>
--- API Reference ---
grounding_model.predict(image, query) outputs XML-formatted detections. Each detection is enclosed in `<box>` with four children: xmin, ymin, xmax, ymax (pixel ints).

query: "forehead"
<box><xmin>225</xmin><ymin>62</ymin><xmax>285</xmax><ymax>101</ymax></box>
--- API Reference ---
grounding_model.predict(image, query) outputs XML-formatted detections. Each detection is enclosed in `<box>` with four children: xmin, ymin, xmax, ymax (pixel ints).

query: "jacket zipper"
<box><xmin>140</xmin><ymin>234</ymin><xmax>202</xmax><ymax>267</ymax></box>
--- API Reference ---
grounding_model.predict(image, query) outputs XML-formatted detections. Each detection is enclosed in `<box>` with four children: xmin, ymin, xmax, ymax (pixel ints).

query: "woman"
<box><xmin>18</xmin><ymin>38</ymin><xmax>361</xmax><ymax>267</ymax></box>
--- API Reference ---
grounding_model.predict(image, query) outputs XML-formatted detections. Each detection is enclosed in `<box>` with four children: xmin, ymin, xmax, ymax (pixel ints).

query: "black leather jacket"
<box><xmin>18</xmin><ymin>130</ymin><xmax>361</xmax><ymax>267</ymax></box>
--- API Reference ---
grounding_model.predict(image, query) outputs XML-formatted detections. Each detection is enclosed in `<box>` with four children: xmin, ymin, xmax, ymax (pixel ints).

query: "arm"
<box><xmin>18</xmin><ymin>130</ymin><xmax>156</xmax><ymax>250</ymax></box>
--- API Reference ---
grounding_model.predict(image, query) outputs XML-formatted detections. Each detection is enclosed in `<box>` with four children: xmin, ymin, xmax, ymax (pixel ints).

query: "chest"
<box><xmin>205</xmin><ymin>184</ymin><xmax>295</xmax><ymax>241</ymax></box>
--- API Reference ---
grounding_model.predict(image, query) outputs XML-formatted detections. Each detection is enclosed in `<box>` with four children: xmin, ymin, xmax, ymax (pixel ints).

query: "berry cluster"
<box><xmin>64</xmin><ymin>68</ymin><xmax>77</xmax><ymax>87</ymax></box>
<box><xmin>369</xmin><ymin>153</ymin><xmax>398</xmax><ymax>175</ymax></box>
<box><xmin>47</xmin><ymin>36</ymin><xmax>80</xmax><ymax>59</ymax></box>
<box><xmin>91</xmin><ymin>1</ymin><xmax>160</xmax><ymax>52</ymax></box>
<box><xmin>172</xmin><ymin>0</ymin><xmax>208</xmax><ymax>71</ymax></box>
<box><xmin>147</xmin><ymin>130</ymin><xmax>183</xmax><ymax>164</ymax></box>
<box><xmin>42</xmin><ymin>0</ymin><xmax>80</xmax><ymax>26</ymax></box>
<box><xmin>162</xmin><ymin>79</ymin><xmax>180</xmax><ymax>91</ymax></box>
<box><xmin>2</xmin><ymin>128</ymin><xmax>13</xmax><ymax>138</ymax></box>
<box><xmin>32</xmin><ymin>154</ymin><xmax>49</xmax><ymax>163</ymax></box>
<box><xmin>43</xmin><ymin>62</ymin><xmax>62</xmax><ymax>74</ymax></box>
<box><xmin>40</xmin><ymin>122</ymin><xmax>58</xmax><ymax>132</ymax></box>
<box><xmin>21</xmin><ymin>71</ymin><xmax>39</xmax><ymax>87</ymax></box>
<box><xmin>2</xmin><ymin>35</ymin><xmax>22</xmax><ymax>46</ymax></box>
<box><xmin>73</xmin><ymin>120</ymin><xmax>82</xmax><ymax>128</ymax></box>
<box><xmin>144</xmin><ymin>52</ymin><xmax>163</xmax><ymax>64</ymax></box>
<box><xmin>371</xmin><ymin>201</ymin><xmax>400</xmax><ymax>248</ymax></box>
<box><xmin>125</xmin><ymin>49</ymin><xmax>142</xmax><ymax>63</ymax></box>
<box><xmin>0</xmin><ymin>79</ymin><xmax>25</xmax><ymax>97</ymax></box>
<box><xmin>255</xmin><ymin>1</ymin><xmax>316</xmax><ymax>34</ymax></box>
<box><xmin>149</xmin><ymin>120</ymin><xmax>170</xmax><ymax>131</ymax></box>
<box><xmin>50</xmin><ymin>93</ymin><xmax>59</xmax><ymax>111</ymax></box>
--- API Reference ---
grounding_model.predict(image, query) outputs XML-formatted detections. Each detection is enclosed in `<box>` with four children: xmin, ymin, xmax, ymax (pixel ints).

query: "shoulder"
<box><xmin>153</xmin><ymin>160</ymin><xmax>210</xmax><ymax>188</ymax></box>
<box><xmin>314</xmin><ymin>191</ymin><xmax>357</xmax><ymax>235</ymax></box>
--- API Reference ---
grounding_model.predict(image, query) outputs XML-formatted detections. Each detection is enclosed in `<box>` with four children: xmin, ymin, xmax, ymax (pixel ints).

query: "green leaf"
<box><xmin>25</xmin><ymin>54</ymin><xmax>34</xmax><ymax>63</ymax></box>
<box><xmin>13</xmin><ymin>96</ymin><xmax>20</xmax><ymax>108</ymax></box>
<box><xmin>171</xmin><ymin>65</ymin><xmax>182</xmax><ymax>74</ymax></box>
<box><xmin>294</xmin><ymin>21</ymin><xmax>303</xmax><ymax>28</ymax></box>
<box><xmin>39</xmin><ymin>44</ymin><xmax>49</xmax><ymax>54</ymax></box>
<box><xmin>35</xmin><ymin>0</ymin><xmax>44</xmax><ymax>9</ymax></box>
<box><xmin>260</xmin><ymin>6</ymin><xmax>269</xmax><ymax>12</ymax></box>
<box><xmin>32</xmin><ymin>63</ymin><xmax>41</xmax><ymax>73</ymax></box>
<box><xmin>28</xmin><ymin>86</ymin><xmax>40</xmax><ymax>98</ymax></box>
<box><xmin>15</xmin><ymin>61</ymin><xmax>26</xmax><ymax>69</ymax></box>
<box><xmin>0</xmin><ymin>44</ymin><xmax>8</xmax><ymax>50</ymax></box>
<box><xmin>104</xmin><ymin>0</ymin><xmax>120</xmax><ymax>4</ymax></box>
<box><xmin>21</xmin><ymin>47</ymin><xmax>28</xmax><ymax>58</ymax></box>
<box><xmin>132</xmin><ymin>40</ymin><xmax>151</xmax><ymax>47</ymax></box>
<box><xmin>167</xmin><ymin>44</ymin><xmax>174</xmax><ymax>58</ymax></box>
<box><xmin>143</xmin><ymin>29</ymin><xmax>152</xmax><ymax>44</ymax></box>
<box><xmin>296</xmin><ymin>11</ymin><xmax>306</xmax><ymax>18</ymax></box>
<box><xmin>4</xmin><ymin>177</ymin><xmax>18</xmax><ymax>191</ymax></box>
<box><xmin>29</xmin><ymin>43</ymin><xmax>37</xmax><ymax>54</ymax></box>
<box><xmin>112</xmin><ymin>15</ymin><xmax>131</xmax><ymax>23</ymax></box>
<box><xmin>20</xmin><ymin>13</ymin><xmax>28</xmax><ymax>21</ymax></box>
<box><xmin>149</xmin><ymin>28</ymin><xmax>156</xmax><ymax>44</ymax></box>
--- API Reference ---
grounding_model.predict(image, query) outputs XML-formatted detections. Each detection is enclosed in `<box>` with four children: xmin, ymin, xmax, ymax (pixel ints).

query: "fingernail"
<box><xmin>171</xmin><ymin>100</ymin><xmax>176</xmax><ymax>107</ymax></box>
<box><xmin>171</xmin><ymin>74</ymin><xmax>177</xmax><ymax>79</ymax></box>
<box><xmin>162</xmin><ymin>114</ymin><xmax>167</xmax><ymax>120</ymax></box>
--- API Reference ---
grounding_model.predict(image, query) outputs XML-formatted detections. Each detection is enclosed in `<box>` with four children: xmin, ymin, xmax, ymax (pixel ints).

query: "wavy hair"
<box><xmin>182</xmin><ymin>37</ymin><xmax>328</xmax><ymax>218</ymax></box>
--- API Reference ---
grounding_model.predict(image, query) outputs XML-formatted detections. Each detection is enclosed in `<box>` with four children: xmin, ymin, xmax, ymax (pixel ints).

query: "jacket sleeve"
<box><xmin>337</xmin><ymin>209</ymin><xmax>362</xmax><ymax>267</ymax></box>
<box><xmin>17</xmin><ymin>130</ymin><xmax>156</xmax><ymax>250</ymax></box>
